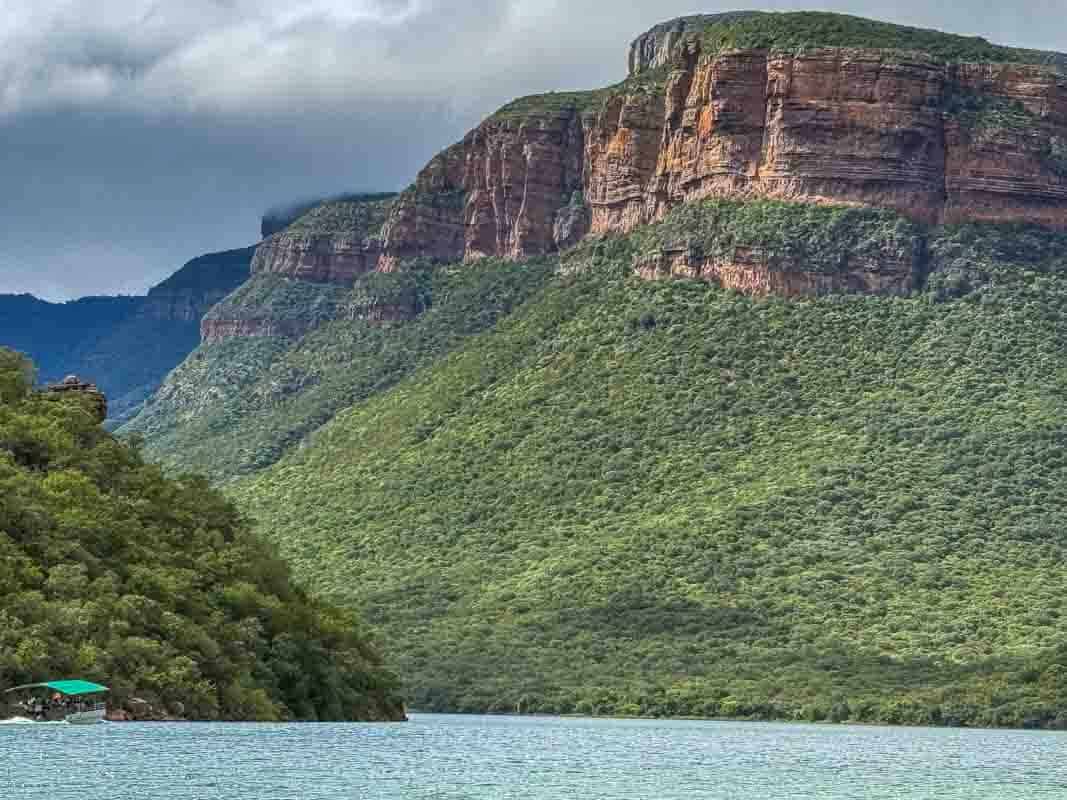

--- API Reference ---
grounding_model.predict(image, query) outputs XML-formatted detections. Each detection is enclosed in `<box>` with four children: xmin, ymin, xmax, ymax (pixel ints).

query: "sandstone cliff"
<box><xmin>204</xmin><ymin>197</ymin><xmax>396</xmax><ymax>343</ymax></box>
<box><xmin>252</xmin><ymin>195</ymin><xmax>394</xmax><ymax>283</ymax></box>
<box><xmin>371</xmin><ymin>11</ymin><xmax>1067</xmax><ymax>295</ymax></box>
<box><xmin>190</xmin><ymin>10</ymin><xmax>1067</xmax><ymax>347</ymax></box>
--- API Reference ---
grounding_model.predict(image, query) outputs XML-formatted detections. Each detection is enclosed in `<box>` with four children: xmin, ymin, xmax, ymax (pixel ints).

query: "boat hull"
<box><xmin>66</xmin><ymin>708</ymin><xmax>106</xmax><ymax>725</ymax></box>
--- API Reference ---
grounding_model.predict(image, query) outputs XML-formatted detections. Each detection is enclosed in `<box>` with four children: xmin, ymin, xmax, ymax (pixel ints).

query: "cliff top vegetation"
<box><xmin>677</xmin><ymin>11</ymin><xmax>1067</xmax><ymax>69</ymax></box>
<box><xmin>495</xmin><ymin>11</ymin><xmax>1067</xmax><ymax>125</ymax></box>
<box><xmin>261</xmin><ymin>193</ymin><xmax>397</xmax><ymax>239</ymax></box>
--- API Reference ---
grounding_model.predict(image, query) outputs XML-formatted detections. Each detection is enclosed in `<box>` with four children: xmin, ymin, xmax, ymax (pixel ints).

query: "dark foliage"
<box><xmin>261</xmin><ymin>193</ymin><xmax>398</xmax><ymax>238</ymax></box>
<box><xmin>229</xmin><ymin>221</ymin><xmax>1067</xmax><ymax>729</ymax></box>
<box><xmin>0</xmin><ymin>349</ymin><xmax>404</xmax><ymax>721</ymax></box>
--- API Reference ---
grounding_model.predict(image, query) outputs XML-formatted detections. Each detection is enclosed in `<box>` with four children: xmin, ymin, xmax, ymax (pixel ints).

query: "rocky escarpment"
<box><xmin>377</xmin><ymin>107</ymin><xmax>587</xmax><ymax>271</ymax></box>
<box><xmin>252</xmin><ymin>195</ymin><xmax>395</xmax><ymax>284</ymax></box>
<box><xmin>630</xmin><ymin>199</ymin><xmax>924</xmax><ymax>297</ymax></box>
<box><xmin>590</xmin><ymin>49</ymin><xmax>1067</xmax><ymax>234</ymax></box>
<box><xmin>139</xmin><ymin>247</ymin><xmax>254</xmax><ymax>322</ymax></box>
<box><xmin>205</xmin><ymin>197</ymin><xmax>397</xmax><ymax>343</ymax></box>
<box><xmin>373</xmin><ymin>11</ymin><xmax>1067</xmax><ymax>295</ymax></box>
<box><xmin>200</xmin><ymin>275</ymin><xmax>350</xmax><ymax>344</ymax></box>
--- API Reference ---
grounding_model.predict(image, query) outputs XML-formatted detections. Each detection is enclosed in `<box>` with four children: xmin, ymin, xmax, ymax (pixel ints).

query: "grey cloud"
<box><xmin>3</xmin><ymin>0</ymin><xmax>1067</xmax><ymax>299</ymax></box>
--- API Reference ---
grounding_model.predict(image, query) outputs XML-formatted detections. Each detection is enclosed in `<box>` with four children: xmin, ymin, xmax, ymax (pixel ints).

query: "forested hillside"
<box><xmin>120</xmin><ymin>10</ymin><xmax>1067</xmax><ymax>729</ymax></box>
<box><xmin>0</xmin><ymin>349</ymin><xmax>403</xmax><ymax>721</ymax></box>
<box><xmin>126</xmin><ymin>258</ymin><xmax>556</xmax><ymax>480</ymax></box>
<box><xmin>230</xmin><ymin>208</ymin><xmax>1067</xmax><ymax>728</ymax></box>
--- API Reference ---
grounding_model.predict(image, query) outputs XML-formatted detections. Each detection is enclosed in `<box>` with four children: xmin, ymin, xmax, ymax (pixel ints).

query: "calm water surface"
<box><xmin>2</xmin><ymin>713</ymin><xmax>1065</xmax><ymax>799</ymax></box>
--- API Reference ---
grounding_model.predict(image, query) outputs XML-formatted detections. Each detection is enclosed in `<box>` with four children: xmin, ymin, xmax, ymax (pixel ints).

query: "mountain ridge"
<box><xmin>115</xmin><ymin>11</ymin><xmax>1067</xmax><ymax>727</ymax></box>
<box><xmin>0</xmin><ymin>248</ymin><xmax>253</xmax><ymax>423</ymax></box>
<box><xmin>339</xmin><ymin>10</ymin><xmax>1067</xmax><ymax>297</ymax></box>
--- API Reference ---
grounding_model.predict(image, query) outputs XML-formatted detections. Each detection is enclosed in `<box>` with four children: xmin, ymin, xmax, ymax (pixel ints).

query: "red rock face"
<box><xmin>588</xmin><ymin>48</ymin><xmax>1067</xmax><ymax>234</ymax></box>
<box><xmin>378</xmin><ymin>114</ymin><xmax>586</xmax><ymax>270</ymax></box>
<box><xmin>944</xmin><ymin>64</ymin><xmax>1067</xmax><ymax>226</ymax></box>
<box><xmin>382</xmin><ymin>44</ymin><xmax>1067</xmax><ymax>281</ymax></box>
<box><xmin>251</xmin><ymin>197</ymin><xmax>394</xmax><ymax>284</ymax></box>
<box><xmin>585</xmin><ymin>91</ymin><xmax>667</xmax><ymax>233</ymax></box>
<box><xmin>635</xmin><ymin>244</ymin><xmax>920</xmax><ymax>297</ymax></box>
<box><xmin>252</xmin><ymin>234</ymin><xmax>382</xmax><ymax>284</ymax></box>
<box><xmin>377</xmin><ymin>144</ymin><xmax>468</xmax><ymax>271</ymax></box>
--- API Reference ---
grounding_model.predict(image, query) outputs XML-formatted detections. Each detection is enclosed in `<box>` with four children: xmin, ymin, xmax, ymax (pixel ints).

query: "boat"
<box><xmin>3</xmin><ymin>680</ymin><xmax>109</xmax><ymax>724</ymax></box>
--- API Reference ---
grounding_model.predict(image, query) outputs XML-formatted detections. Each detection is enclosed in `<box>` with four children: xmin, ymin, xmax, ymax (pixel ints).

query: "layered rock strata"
<box><xmin>206</xmin><ymin>198</ymin><xmax>396</xmax><ymax>343</ymax></box>
<box><xmin>586</xmin><ymin>49</ymin><xmax>1067</xmax><ymax>235</ymax></box>
<box><xmin>377</xmin><ymin>112</ymin><xmax>586</xmax><ymax>271</ymax></box>
<box><xmin>252</xmin><ymin>197</ymin><xmax>394</xmax><ymax>284</ymax></box>
<box><xmin>635</xmin><ymin>243</ymin><xmax>919</xmax><ymax>297</ymax></box>
<box><xmin>374</xmin><ymin>23</ymin><xmax>1067</xmax><ymax>286</ymax></box>
<box><xmin>252</xmin><ymin>234</ymin><xmax>383</xmax><ymax>284</ymax></box>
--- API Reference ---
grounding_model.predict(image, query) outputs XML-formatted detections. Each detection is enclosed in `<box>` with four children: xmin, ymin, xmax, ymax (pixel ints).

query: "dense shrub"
<box><xmin>229</xmin><ymin>221</ymin><xmax>1067</xmax><ymax>728</ymax></box>
<box><xmin>0</xmin><ymin>349</ymin><xmax>404</xmax><ymax>721</ymax></box>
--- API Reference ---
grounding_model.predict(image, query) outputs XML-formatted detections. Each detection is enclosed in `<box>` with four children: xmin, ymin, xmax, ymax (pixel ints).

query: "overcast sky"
<box><xmin>3</xmin><ymin>0</ymin><xmax>1065</xmax><ymax>300</ymax></box>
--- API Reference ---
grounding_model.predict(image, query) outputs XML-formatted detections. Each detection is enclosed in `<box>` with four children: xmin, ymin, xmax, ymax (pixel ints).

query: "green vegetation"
<box><xmin>697</xmin><ymin>11</ymin><xmax>1067</xmax><ymax>69</ymax></box>
<box><xmin>127</xmin><ymin>336</ymin><xmax>293</xmax><ymax>448</ymax></box>
<box><xmin>284</xmin><ymin>195</ymin><xmax>396</xmax><ymax>237</ymax></box>
<box><xmin>491</xmin><ymin>11</ymin><xmax>1067</xmax><ymax>127</ymax></box>
<box><xmin>261</xmin><ymin>193</ymin><xmax>397</xmax><ymax>238</ymax></box>
<box><xmin>203</xmin><ymin>274</ymin><xmax>351</xmax><ymax>327</ymax></box>
<box><xmin>124</xmin><ymin>258</ymin><xmax>556</xmax><ymax>480</ymax></box>
<box><xmin>0</xmin><ymin>349</ymin><xmax>403</xmax><ymax>721</ymax></box>
<box><xmin>218</xmin><ymin>217</ymin><xmax>1067</xmax><ymax>729</ymax></box>
<box><xmin>346</xmin><ymin>268</ymin><xmax>431</xmax><ymax>319</ymax></box>
<box><xmin>492</xmin><ymin>90</ymin><xmax>614</xmax><ymax>122</ymax></box>
<box><xmin>945</xmin><ymin>90</ymin><xmax>1037</xmax><ymax>148</ymax></box>
<box><xmin>490</xmin><ymin>67</ymin><xmax>671</xmax><ymax>124</ymax></box>
<box><xmin>630</xmin><ymin>200</ymin><xmax>921</xmax><ymax>274</ymax></box>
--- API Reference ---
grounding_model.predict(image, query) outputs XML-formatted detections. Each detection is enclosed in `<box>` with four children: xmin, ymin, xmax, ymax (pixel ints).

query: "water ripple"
<box><xmin>1</xmin><ymin>715</ymin><xmax>1066</xmax><ymax>799</ymax></box>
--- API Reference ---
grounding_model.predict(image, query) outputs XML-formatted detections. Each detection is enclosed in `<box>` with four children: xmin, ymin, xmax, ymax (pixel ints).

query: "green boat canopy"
<box><xmin>4</xmin><ymin>680</ymin><xmax>109</xmax><ymax>696</ymax></box>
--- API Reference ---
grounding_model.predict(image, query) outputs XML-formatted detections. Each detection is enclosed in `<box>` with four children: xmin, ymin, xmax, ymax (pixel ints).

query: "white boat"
<box><xmin>64</xmin><ymin>703</ymin><xmax>108</xmax><ymax>725</ymax></box>
<box><xmin>4</xmin><ymin>679</ymin><xmax>110</xmax><ymax>724</ymax></box>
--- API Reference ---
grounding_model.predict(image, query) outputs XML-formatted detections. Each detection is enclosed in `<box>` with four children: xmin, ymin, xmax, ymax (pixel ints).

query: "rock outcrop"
<box><xmin>44</xmin><ymin>375</ymin><xmax>108</xmax><ymax>423</ymax></box>
<box><xmin>635</xmin><ymin>242</ymin><xmax>919</xmax><ymax>297</ymax></box>
<box><xmin>204</xmin><ymin>198</ymin><xmax>395</xmax><ymax>343</ymax></box>
<box><xmin>377</xmin><ymin>110</ymin><xmax>587</xmax><ymax>270</ymax></box>
<box><xmin>252</xmin><ymin>234</ymin><xmax>383</xmax><ymax>284</ymax></box>
<box><xmin>252</xmin><ymin>196</ymin><xmax>394</xmax><ymax>284</ymax></box>
<box><xmin>371</xmin><ymin>12</ymin><xmax>1067</xmax><ymax>296</ymax></box>
<box><xmin>588</xmin><ymin>49</ymin><xmax>1067</xmax><ymax>236</ymax></box>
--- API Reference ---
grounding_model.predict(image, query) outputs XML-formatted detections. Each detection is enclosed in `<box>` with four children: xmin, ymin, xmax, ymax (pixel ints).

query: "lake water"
<box><xmin>1</xmin><ymin>713</ymin><xmax>1065</xmax><ymax>798</ymax></box>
